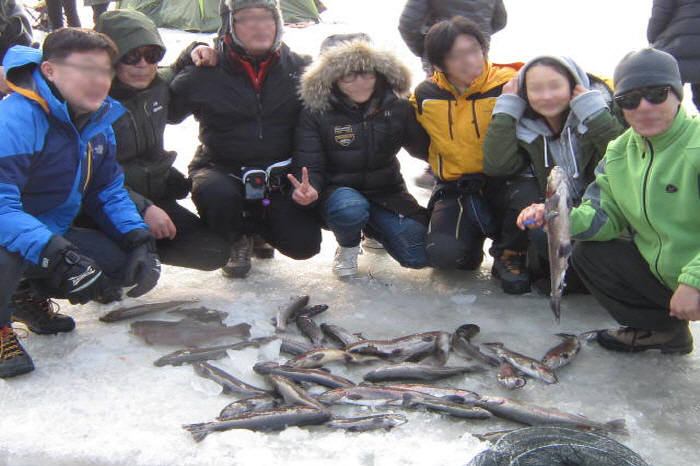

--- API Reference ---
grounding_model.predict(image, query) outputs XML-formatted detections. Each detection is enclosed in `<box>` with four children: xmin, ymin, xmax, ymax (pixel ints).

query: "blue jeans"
<box><xmin>0</xmin><ymin>228</ymin><xmax>128</xmax><ymax>326</ymax></box>
<box><xmin>323</xmin><ymin>187</ymin><xmax>428</xmax><ymax>269</ymax></box>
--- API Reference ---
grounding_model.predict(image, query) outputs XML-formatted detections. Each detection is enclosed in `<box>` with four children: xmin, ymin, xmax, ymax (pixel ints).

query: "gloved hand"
<box><xmin>121</xmin><ymin>229</ymin><xmax>161</xmax><ymax>298</ymax></box>
<box><xmin>39</xmin><ymin>235</ymin><xmax>119</xmax><ymax>304</ymax></box>
<box><xmin>165</xmin><ymin>164</ymin><xmax>191</xmax><ymax>200</ymax></box>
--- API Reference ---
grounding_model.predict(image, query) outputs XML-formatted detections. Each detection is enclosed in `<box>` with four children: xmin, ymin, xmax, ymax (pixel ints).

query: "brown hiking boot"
<box><xmin>222</xmin><ymin>236</ymin><xmax>253</xmax><ymax>278</ymax></box>
<box><xmin>597</xmin><ymin>326</ymin><xmax>693</xmax><ymax>354</ymax></box>
<box><xmin>252</xmin><ymin>235</ymin><xmax>275</xmax><ymax>259</ymax></box>
<box><xmin>491</xmin><ymin>249</ymin><xmax>531</xmax><ymax>295</ymax></box>
<box><xmin>10</xmin><ymin>288</ymin><xmax>75</xmax><ymax>335</ymax></box>
<box><xmin>0</xmin><ymin>326</ymin><xmax>34</xmax><ymax>378</ymax></box>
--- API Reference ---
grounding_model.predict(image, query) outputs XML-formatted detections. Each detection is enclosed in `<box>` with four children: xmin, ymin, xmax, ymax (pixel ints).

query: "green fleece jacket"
<box><xmin>571</xmin><ymin>106</ymin><xmax>700</xmax><ymax>291</ymax></box>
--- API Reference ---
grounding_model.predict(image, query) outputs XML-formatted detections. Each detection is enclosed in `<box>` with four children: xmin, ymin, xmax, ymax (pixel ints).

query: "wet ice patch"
<box><xmin>451</xmin><ymin>294</ymin><xmax>478</xmax><ymax>305</ymax></box>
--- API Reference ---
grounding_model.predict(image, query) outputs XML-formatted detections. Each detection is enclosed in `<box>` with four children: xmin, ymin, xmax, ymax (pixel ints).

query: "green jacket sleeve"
<box><xmin>678</xmin><ymin>142</ymin><xmax>700</xmax><ymax>290</ymax></box>
<box><xmin>483</xmin><ymin>94</ymin><xmax>528</xmax><ymax>177</ymax></box>
<box><xmin>570</xmin><ymin>156</ymin><xmax>629</xmax><ymax>241</ymax></box>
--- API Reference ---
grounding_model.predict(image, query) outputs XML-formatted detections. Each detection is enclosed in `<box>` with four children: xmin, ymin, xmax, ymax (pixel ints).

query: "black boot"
<box><xmin>492</xmin><ymin>249</ymin><xmax>531</xmax><ymax>295</ymax></box>
<box><xmin>10</xmin><ymin>286</ymin><xmax>75</xmax><ymax>334</ymax></box>
<box><xmin>0</xmin><ymin>326</ymin><xmax>34</xmax><ymax>378</ymax></box>
<box><xmin>222</xmin><ymin>236</ymin><xmax>252</xmax><ymax>278</ymax></box>
<box><xmin>252</xmin><ymin>235</ymin><xmax>275</xmax><ymax>259</ymax></box>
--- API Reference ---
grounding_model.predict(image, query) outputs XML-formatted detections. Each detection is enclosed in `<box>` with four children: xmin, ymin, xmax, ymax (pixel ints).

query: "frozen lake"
<box><xmin>1</xmin><ymin>1</ymin><xmax>697</xmax><ymax>465</ymax></box>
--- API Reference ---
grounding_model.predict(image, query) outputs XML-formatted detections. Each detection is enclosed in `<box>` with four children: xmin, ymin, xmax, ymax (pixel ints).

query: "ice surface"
<box><xmin>1</xmin><ymin>1</ymin><xmax>698</xmax><ymax>465</ymax></box>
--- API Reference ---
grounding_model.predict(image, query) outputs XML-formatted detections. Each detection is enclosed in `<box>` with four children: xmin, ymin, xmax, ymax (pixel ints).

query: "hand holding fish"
<box><xmin>288</xmin><ymin>167</ymin><xmax>318</xmax><ymax>206</ymax></box>
<box><xmin>669</xmin><ymin>284</ymin><xmax>700</xmax><ymax>321</ymax></box>
<box><xmin>516</xmin><ymin>203</ymin><xmax>546</xmax><ymax>230</ymax></box>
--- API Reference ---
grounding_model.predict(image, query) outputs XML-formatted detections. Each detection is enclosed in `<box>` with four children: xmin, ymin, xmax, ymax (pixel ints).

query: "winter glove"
<box><xmin>39</xmin><ymin>235</ymin><xmax>119</xmax><ymax>305</ymax></box>
<box><xmin>165</xmin><ymin>164</ymin><xmax>191</xmax><ymax>200</ymax></box>
<box><xmin>121</xmin><ymin>228</ymin><xmax>161</xmax><ymax>298</ymax></box>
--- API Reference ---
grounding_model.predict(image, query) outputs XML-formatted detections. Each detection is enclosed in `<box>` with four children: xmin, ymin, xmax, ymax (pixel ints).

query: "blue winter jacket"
<box><xmin>0</xmin><ymin>45</ymin><xmax>147</xmax><ymax>265</ymax></box>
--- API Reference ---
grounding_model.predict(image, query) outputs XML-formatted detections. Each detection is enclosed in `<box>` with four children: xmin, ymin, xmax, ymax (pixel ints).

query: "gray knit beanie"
<box><xmin>613</xmin><ymin>48</ymin><xmax>683</xmax><ymax>99</ymax></box>
<box><xmin>225</xmin><ymin>0</ymin><xmax>283</xmax><ymax>53</ymax></box>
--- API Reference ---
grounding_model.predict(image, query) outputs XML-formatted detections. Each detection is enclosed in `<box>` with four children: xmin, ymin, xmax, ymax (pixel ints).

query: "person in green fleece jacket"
<box><xmin>517</xmin><ymin>48</ymin><xmax>699</xmax><ymax>355</ymax></box>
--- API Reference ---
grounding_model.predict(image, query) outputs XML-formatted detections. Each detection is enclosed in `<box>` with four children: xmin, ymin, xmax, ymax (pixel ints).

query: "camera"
<box><xmin>242</xmin><ymin>168</ymin><xmax>267</xmax><ymax>200</ymax></box>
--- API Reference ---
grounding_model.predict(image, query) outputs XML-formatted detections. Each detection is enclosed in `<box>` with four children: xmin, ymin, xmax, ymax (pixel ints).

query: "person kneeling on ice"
<box><xmin>483</xmin><ymin>55</ymin><xmax>624</xmax><ymax>294</ymax></box>
<box><xmin>290</xmin><ymin>35</ymin><xmax>430</xmax><ymax>278</ymax></box>
<box><xmin>0</xmin><ymin>29</ymin><xmax>161</xmax><ymax>378</ymax></box>
<box><xmin>518</xmin><ymin>48</ymin><xmax>699</xmax><ymax>354</ymax></box>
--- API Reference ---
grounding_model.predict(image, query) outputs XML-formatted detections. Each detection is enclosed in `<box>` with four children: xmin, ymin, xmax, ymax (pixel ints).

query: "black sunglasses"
<box><xmin>120</xmin><ymin>46</ymin><xmax>165</xmax><ymax>66</ymax></box>
<box><xmin>614</xmin><ymin>86</ymin><xmax>671</xmax><ymax>110</ymax></box>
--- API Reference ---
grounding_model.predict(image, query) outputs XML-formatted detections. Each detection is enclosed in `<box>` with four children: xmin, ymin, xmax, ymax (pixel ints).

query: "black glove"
<box><xmin>39</xmin><ymin>236</ymin><xmax>118</xmax><ymax>305</ymax></box>
<box><xmin>121</xmin><ymin>229</ymin><xmax>161</xmax><ymax>298</ymax></box>
<box><xmin>165</xmin><ymin>164</ymin><xmax>191</xmax><ymax>200</ymax></box>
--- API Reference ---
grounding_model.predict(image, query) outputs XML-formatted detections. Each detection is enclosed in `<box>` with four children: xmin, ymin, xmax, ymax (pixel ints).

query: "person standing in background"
<box><xmin>45</xmin><ymin>0</ymin><xmax>81</xmax><ymax>30</ymax></box>
<box><xmin>85</xmin><ymin>0</ymin><xmax>111</xmax><ymax>26</ymax></box>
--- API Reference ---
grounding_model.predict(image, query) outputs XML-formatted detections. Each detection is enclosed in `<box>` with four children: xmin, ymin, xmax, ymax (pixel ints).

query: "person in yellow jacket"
<box><xmin>410</xmin><ymin>15</ymin><xmax>529</xmax><ymax>294</ymax></box>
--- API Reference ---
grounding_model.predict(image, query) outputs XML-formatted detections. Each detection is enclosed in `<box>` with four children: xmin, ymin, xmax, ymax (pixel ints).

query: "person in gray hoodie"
<box><xmin>483</xmin><ymin>55</ymin><xmax>624</xmax><ymax>291</ymax></box>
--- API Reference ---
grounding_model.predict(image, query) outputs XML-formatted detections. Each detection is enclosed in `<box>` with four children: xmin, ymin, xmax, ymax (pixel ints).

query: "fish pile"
<box><xmin>128</xmin><ymin>295</ymin><xmax>626</xmax><ymax>443</ymax></box>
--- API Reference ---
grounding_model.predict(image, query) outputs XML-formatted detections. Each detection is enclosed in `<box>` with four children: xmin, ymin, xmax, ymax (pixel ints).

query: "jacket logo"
<box><xmin>152</xmin><ymin>101</ymin><xmax>163</xmax><ymax>113</ymax></box>
<box><xmin>93</xmin><ymin>144</ymin><xmax>104</xmax><ymax>155</ymax></box>
<box><xmin>334</xmin><ymin>125</ymin><xmax>355</xmax><ymax>147</ymax></box>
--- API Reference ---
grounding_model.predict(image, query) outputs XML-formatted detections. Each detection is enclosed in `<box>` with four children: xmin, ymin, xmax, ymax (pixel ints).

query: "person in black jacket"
<box><xmin>169</xmin><ymin>0</ymin><xmax>322</xmax><ymax>279</ymax></box>
<box><xmin>647</xmin><ymin>0</ymin><xmax>700</xmax><ymax>111</ymax></box>
<box><xmin>0</xmin><ymin>0</ymin><xmax>33</xmax><ymax>97</ymax></box>
<box><xmin>94</xmin><ymin>9</ymin><xmax>230</xmax><ymax>273</ymax></box>
<box><xmin>290</xmin><ymin>36</ymin><xmax>430</xmax><ymax>278</ymax></box>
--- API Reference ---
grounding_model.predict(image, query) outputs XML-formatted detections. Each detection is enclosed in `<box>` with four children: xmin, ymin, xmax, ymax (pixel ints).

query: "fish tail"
<box><xmin>605</xmin><ymin>418</ymin><xmax>628</xmax><ymax>435</ymax></box>
<box><xmin>182</xmin><ymin>423</ymin><xmax>210</xmax><ymax>442</ymax></box>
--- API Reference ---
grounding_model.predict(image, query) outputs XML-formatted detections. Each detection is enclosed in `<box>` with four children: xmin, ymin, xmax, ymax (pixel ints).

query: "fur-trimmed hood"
<box><xmin>299</xmin><ymin>40</ymin><xmax>411</xmax><ymax>113</ymax></box>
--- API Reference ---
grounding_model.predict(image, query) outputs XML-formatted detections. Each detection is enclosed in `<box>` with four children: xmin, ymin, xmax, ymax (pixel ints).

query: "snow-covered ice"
<box><xmin>1</xmin><ymin>1</ymin><xmax>698</xmax><ymax>465</ymax></box>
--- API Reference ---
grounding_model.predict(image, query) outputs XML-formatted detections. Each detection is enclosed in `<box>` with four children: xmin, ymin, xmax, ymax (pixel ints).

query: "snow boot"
<box><xmin>222</xmin><ymin>236</ymin><xmax>253</xmax><ymax>278</ymax></box>
<box><xmin>492</xmin><ymin>249</ymin><xmax>531</xmax><ymax>294</ymax></box>
<box><xmin>361</xmin><ymin>236</ymin><xmax>384</xmax><ymax>253</ymax></box>
<box><xmin>10</xmin><ymin>285</ymin><xmax>75</xmax><ymax>334</ymax></box>
<box><xmin>333</xmin><ymin>246</ymin><xmax>360</xmax><ymax>279</ymax></box>
<box><xmin>252</xmin><ymin>235</ymin><xmax>275</xmax><ymax>259</ymax></box>
<box><xmin>597</xmin><ymin>326</ymin><xmax>693</xmax><ymax>354</ymax></box>
<box><xmin>0</xmin><ymin>326</ymin><xmax>34</xmax><ymax>378</ymax></box>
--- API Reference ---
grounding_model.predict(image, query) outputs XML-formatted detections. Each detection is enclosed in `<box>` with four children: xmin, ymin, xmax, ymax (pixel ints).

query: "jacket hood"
<box><xmin>518</xmin><ymin>55</ymin><xmax>590</xmax><ymax>94</ymax></box>
<box><xmin>299</xmin><ymin>40</ymin><xmax>411</xmax><ymax>113</ymax></box>
<box><xmin>95</xmin><ymin>9</ymin><xmax>165</xmax><ymax>62</ymax></box>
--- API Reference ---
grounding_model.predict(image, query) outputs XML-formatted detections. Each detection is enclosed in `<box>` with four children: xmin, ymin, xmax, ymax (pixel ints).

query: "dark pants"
<box><xmin>426</xmin><ymin>176</ymin><xmax>531</xmax><ymax>269</ymax></box>
<box><xmin>45</xmin><ymin>0</ymin><xmax>81</xmax><ymax>29</ymax></box>
<box><xmin>0</xmin><ymin>228</ymin><xmax>127</xmax><ymax>327</ymax></box>
<box><xmin>91</xmin><ymin>3</ymin><xmax>109</xmax><ymax>25</ymax></box>
<box><xmin>572</xmin><ymin>239</ymin><xmax>686</xmax><ymax>332</ymax></box>
<box><xmin>190</xmin><ymin>166</ymin><xmax>321</xmax><ymax>260</ymax></box>
<box><xmin>153</xmin><ymin>199</ymin><xmax>230</xmax><ymax>271</ymax></box>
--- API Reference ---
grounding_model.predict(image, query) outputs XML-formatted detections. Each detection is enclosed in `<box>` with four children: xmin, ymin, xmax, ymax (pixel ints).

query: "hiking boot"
<box><xmin>491</xmin><ymin>250</ymin><xmax>531</xmax><ymax>295</ymax></box>
<box><xmin>10</xmin><ymin>288</ymin><xmax>75</xmax><ymax>334</ymax></box>
<box><xmin>457</xmin><ymin>250</ymin><xmax>484</xmax><ymax>271</ymax></box>
<box><xmin>0</xmin><ymin>326</ymin><xmax>34</xmax><ymax>378</ymax></box>
<box><xmin>414</xmin><ymin>167</ymin><xmax>436</xmax><ymax>190</ymax></box>
<box><xmin>597</xmin><ymin>326</ymin><xmax>693</xmax><ymax>354</ymax></box>
<box><xmin>333</xmin><ymin>246</ymin><xmax>360</xmax><ymax>279</ymax></box>
<box><xmin>361</xmin><ymin>236</ymin><xmax>384</xmax><ymax>253</ymax></box>
<box><xmin>222</xmin><ymin>236</ymin><xmax>252</xmax><ymax>278</ymax></box>
<box><xmin>252</xmin><ymin>235</ymin><xmax>275</xmax><ymax>259</ymax></box>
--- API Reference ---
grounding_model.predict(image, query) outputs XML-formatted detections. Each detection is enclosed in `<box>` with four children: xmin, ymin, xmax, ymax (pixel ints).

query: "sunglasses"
<box><xmin>614</xmin><ymin>86</ymin><xmax>671</xmax><ymax>110</ymax></box>
<box><xmin>120</xmin><ymin>46</ymin><xmax>165</xmax><ymax>66</ymax></box>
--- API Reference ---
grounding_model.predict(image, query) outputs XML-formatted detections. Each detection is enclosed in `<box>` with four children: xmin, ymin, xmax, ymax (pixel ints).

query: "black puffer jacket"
<box><xmin>169</xmin><ymin>40</ymin><xmax>310</xmax><ymax>174</ymax></box>
<box><xmin>294</xmin><ymin>40</ymin><xmax>429</xmax><ymax>223</ymax></box>
<box><xmin>398</xmin><ymin>0</ymin><xmax>507</xmax><ymax>58</ymax></box>
<box><xmin>647</xmin><ymin>0</ymin><xmax>700</xmax><ymax>82</ymax></box>
<box><xmin>0</xmin><ymin>0</ymin><xmax>32</xmax><ymax>61</ymax></box>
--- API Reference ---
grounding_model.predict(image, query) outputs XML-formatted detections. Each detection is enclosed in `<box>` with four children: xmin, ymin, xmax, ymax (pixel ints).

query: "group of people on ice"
<box><xmin>0</xmin><ymin>0</ymin><xmax>698</xmax><ymax>378</ymax></box>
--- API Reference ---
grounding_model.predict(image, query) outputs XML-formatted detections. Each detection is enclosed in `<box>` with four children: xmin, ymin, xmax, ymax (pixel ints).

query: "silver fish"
<box><xmin>183</xmin><ymin>406</ymin><xmax>332</xmax><ymax>442</ymax></box>
<box><xmin>483</xmin><ymin>343</ymin><xmax>558</xmax><ymax>384</ymax></box>
<box><xmin>404</xmin><ymin>395</ymin><xmax>492</xmax><ymax>419</ymax></box>
<box><xmin>452</xmin><ymin>325</ymin><xmax>500</xmax><ymax>367</ymax></box>
<box><xmin>472</xmin><ymin>429</ymin><xmax>517</xmax><ymax>443</ymax></box>
<box><xmin>320</xmin><ymin>323</ymin><xmax>366</xmax><ymax>348</ymax></box>
<box><xmin>476</xmin><ymin>395</ymin><xmax>627</xmax><ymax>435</ymax></box>
<box><xmin>166</xmin><ymin>307</ymin><xmax>228</xmax><ymax>323</ymax></box>
<box><xmin>545</xmin><ymin>166</ymin><xmax>572</xmax><ymax>323</ymax></box>
<box><xmin>275</xmin><ymin>295</ymin><xmax>310</xmax><ymax>332</ymax></box>
<box><xmin>422</xmin><ymin>331</ymin><xmax>452</xmax><ymax>366</ymax></box>
<box><xmin>496</xmin><ymin>362</ymin><xmax>527</xmax><ymax>390</ymax></box>
<box><xmin>363</xmin><ymin>362</ymin><xmax>484</xmax><ymax>383</ymax></box>
<box><xmin>317</xmin><ymin>386</ymin><xmax>419</xmax><ymax>407</ymax></box>
<box><xmin>99</xmin><ymin>299</ymin><xmax>198</xmax><ymax>322</ymax></box>
<box><xmin>296</xmin><ymin>304</ymin><xmax>329</xmax><ymax>320</ymax></box>
<box><xmin>541</xmin><ymin>333</ymin><xmax>581</xmax><ymax>370</ymax></box>
<box><xmin>153</xmin><ymin>337</ymin><xmax>276</xmax><ymax>367</ymax></box>
<box><xmin>130</xmin><ymin>319</ymin><xmax>251</xmax><ymax>347</ymax></box>
<box><xmin>193</xmin><ymin>361</ymin><xmax>270</xmax><ymax>397</ymax></box>
<box><xmin>279</xmin><ymin>337</ymin><xmax>316</xmax><ymax>356</ymax></box>
<box><xmin>384</xmin><ymin>383</ymin><xmax>481</xmax><ymax>404</ymax></box>
<box><xmin>217</xmin><ymin>396</ymin><xmax>280</xmax><ymax>420</ymax></box>
<box><xmin>267</xmin><ymin>374</ymin><xmax>327</xmax><ymax>410</ymax></box>
<box><xmin>296</xmin><ymin>315</ymin><xmax>326</xmax><ymax>346</ymax></box>
<box><xmin>346</xmin><ymin>331</ymin><xmax>447</xmax><ymax>362</ymax></box>
<box><xmin>286</xmin><ymin>348</ymin><xmax>380</xmax><ymax>369</ymax></box>
<box><xmin>253</xmin><ymin>362</ymin><xmax>355</xmax><ymax>388</ymax></box>
<box><xmin>326</xmin><ymin>414</ymin><xmax>408</xmax><ymax>432</ymax></box>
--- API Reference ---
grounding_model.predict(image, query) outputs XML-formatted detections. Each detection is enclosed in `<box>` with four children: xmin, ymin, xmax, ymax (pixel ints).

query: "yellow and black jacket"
<box><xmin>410</xmin><ymin>61</ymin><xmax>522</xmax><ymax>181</ymax></box>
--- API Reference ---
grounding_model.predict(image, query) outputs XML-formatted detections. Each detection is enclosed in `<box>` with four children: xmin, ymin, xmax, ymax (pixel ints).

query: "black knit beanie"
<box><xmin>613</xmin><ymin>48</ymin><xmax>683</xmax><ymax>99</ymax></box>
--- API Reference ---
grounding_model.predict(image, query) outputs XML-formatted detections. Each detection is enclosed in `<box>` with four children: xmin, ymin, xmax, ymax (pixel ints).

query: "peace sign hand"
<box><xmin>287</xmin><ymin>167</ymin><xmax>319</xmax><ymax>206</ymax></box>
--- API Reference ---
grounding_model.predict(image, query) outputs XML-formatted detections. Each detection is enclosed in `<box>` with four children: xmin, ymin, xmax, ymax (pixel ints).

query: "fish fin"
<box><xmin>555</xmin><ymin>333</ymin><xmax>576</xmax><ymax>339</ymax></box>
<box><xmin>182</xmin><ymin>423</ymin><xmax>209</xmax><ymax>443</ymax></box>
<box><xmin>481</xmin><ymin>342</ymin><xmax>502</xmax><ymax>349</ymax></box>
<box><xmin>558</xmin><ymin>242</ymin><xmax>572</xmax><ymax>258</ymax></box>
<box><xmin>605</xmin><ymin>419</ymin><xmax>629</xmax><ymax>435</ymax></box>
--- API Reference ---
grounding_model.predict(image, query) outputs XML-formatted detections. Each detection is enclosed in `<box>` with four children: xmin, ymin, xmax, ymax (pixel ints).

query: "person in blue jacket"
<box><xmin>0</xmin><ymin>28</ymin><xmax>161</xmax><ymax>378</ymax></box>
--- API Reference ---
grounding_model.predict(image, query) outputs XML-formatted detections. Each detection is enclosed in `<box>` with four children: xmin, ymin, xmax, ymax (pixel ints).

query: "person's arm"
<box><xmin>167</xmin><ymin>65</ymin><xmax>199</xmax><ymax>124</ymax></box>
<box><xmin>290</xmin><ymin>110</ymin><xmax>325</xmax><ymax>207</ymax></box>
<box><xmin>398</xmin><ymin>0</ymin><xmax>430</xmax><ymax>58</ymax></box>
<box><xmin>491</xmin><ymin>0</ymin><xmax>508</xmax><ymax>34</ymax></box>
<box><xmin>647</xmin><ymin>0</ymin><xmax>674</xmax><ymax>43</ymax></box>
<box><xmin>570</xmin><ymin>85</ymin><xmax>624</xmax><ymax>163</ymax></box>
<box><xmin>400</xmin><ymin>100</ymin><xmax>430</xmax><ymax>161</ymax></box>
